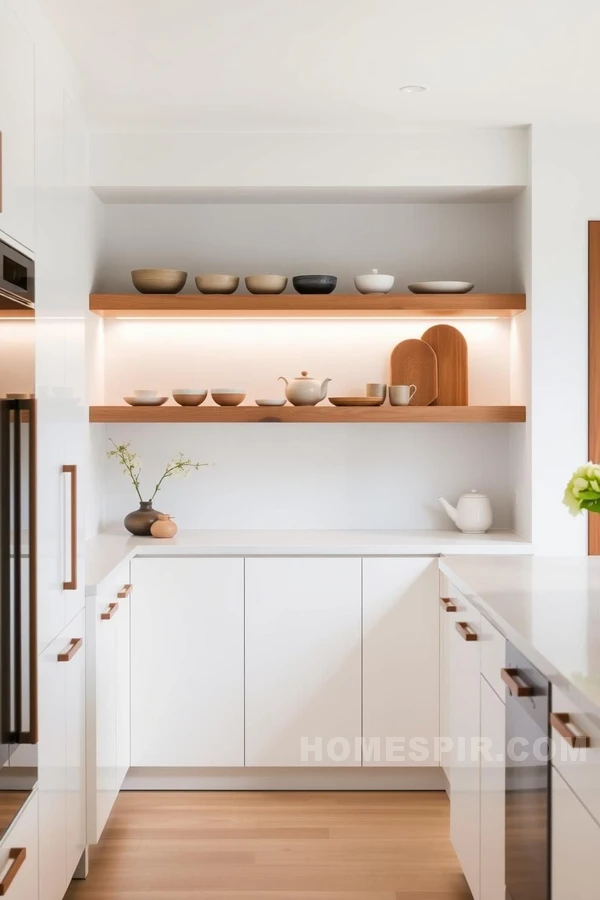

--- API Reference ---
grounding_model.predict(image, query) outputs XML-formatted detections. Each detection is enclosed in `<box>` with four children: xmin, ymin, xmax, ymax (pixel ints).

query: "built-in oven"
<box><xmin>503</xmin><ymin>643</ymin><xmax>551</xmax><ymax>900</ymax></box>
<box><xmin>0</xmin><ymin>238</ymin><xmax>34</xmax><ymax>310</ymax></box>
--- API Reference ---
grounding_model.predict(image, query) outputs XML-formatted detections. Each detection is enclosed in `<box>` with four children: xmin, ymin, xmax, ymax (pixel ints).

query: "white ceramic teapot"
<box><xmin>278</xmin><ymin>371</ymin><xmax>331</xmax><ymax>406</ymax></box>
<box><xmin>439</xmin><ymin>490</ymin><xmax>493</xmax><ymax>534</ymax></box>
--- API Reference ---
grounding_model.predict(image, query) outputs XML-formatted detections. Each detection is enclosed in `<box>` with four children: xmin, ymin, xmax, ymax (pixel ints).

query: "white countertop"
<box><xmin>86</xmin><ymin>528</ymin><xmax>530</xmax><ymax>594</ymax></box>
<box><xmin>441</xmin><ymin>556</ymin><xmax>600</xmax><ymax>715</ymax></box>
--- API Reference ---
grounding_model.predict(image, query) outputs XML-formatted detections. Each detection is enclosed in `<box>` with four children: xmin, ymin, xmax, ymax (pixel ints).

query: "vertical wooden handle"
<box><xmin>455</xmin><ymin>621</ymin><xmax>478</xmax><ymax>641</ymax></box>
<box><xmin>62</xmin><ymin>465</ymin><xmax>77</xmax><ymax>590</ymax></box>
<box><xmin>439</xmin><ymin>597</ymin><xmax>457</xmax><ymax>612</ymax></box>
<box><xmin>550</xmin><ymin>712</ymin><xmax>590</xmax><ymax>748</ymax></box>
<box><xmin>117</xmin><ymin>584</ymin><xmax>133</xmax><ymax>598</ymax></box>
<box><xmin>0</xmin><ymin>848</ymin><xmax>26</xmax><ymax>895</ymax></box>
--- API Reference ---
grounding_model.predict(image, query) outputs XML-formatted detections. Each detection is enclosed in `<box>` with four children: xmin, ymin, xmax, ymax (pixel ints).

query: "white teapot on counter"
<box><xmin>439</xmin><ymin>490</ymin><xmax>493</xmax><ymax>534</ymax></box>
<box><xmin>278</xmin><ymin>371</ymin><xmax>331</xmax><ymax>406</ymax></box>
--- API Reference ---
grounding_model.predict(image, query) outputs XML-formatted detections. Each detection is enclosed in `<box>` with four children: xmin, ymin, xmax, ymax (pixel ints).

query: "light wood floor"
<box><xmin>66</xmin><ymin>791</ymin><xmax>472</xmax><ymax>900</ymax></box>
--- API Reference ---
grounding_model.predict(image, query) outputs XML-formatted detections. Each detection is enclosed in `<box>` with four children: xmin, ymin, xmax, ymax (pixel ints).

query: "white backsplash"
<box><xmin>97</xmin><ymin>422</ymin><xmax>515</xmax><ymax>531</ymax></box>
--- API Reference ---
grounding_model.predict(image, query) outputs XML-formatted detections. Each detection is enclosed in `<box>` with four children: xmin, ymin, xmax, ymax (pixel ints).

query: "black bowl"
<box><xmin>293</xmin><ymin>275</ymin><xmax>337</xmax><ymax>295</ymax></box>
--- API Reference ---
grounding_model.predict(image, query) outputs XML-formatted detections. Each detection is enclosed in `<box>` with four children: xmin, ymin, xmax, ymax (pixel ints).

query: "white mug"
<box><xmin>389</xmin><ymin>384</ymin><xmax>417</xmax><ymax>406</ymax></box>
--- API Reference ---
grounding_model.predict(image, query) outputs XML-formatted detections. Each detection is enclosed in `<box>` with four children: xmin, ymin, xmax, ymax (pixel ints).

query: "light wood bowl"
<box><xmin>211</xmin><ymin>391</ymin><xmax>246</xmax><ymax>407</ymax></box>
<box><xmin>195</xmin><ymin>274</ymin><xmax>239</xmax><ymax>294</ymax></box>
<box><xmin>173</xmin><ymin>391</ymin><xmax>208</xmax><ymax>406</ymax></box>
<box><xmin>245</xmin><ymin>275</ymin><xmax>287</xmax><ymax>295</ymax></box>
<box><xmin>131</xmin><ymin>268</ymin><xmax>187</xmax><ymax>294</ymax></box>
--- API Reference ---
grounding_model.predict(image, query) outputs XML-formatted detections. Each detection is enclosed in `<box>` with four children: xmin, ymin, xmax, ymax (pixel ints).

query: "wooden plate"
<box><xmin>390</xmin><ymin>339</ymin><xmax>438</xmax><ymax>406</ymax></box>
<box><xmin>421</xmin><ymin>324</ymin><xmax>468</xmax><ymax>406</ymax></box>
<box><xmin>329</xmin><ymin>397</ymin><xmax>384</xmax><ymax>407</ymax></box>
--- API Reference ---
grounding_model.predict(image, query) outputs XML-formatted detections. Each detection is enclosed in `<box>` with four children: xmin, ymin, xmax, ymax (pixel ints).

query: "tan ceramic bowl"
<box><xmin>131</xmin><ymin>268</ymin><xmax>187</xmax><ymax>294</ymax></box>
<box><xmin>245</xmin><ymin>274</ymin><xmax>288</xmax><ymax>295</ymax></box>
<box><xmin>172</xmin><ymin>390</ymin><xmax>208</xmax><ymax>406</ymax></box>
<box><xmin>195</xmin><ymin>274</ymin><xmax>239</xmax><ymax>294</ymax></box>
<box><xmin>211</xmin><ymin>390</ymin><xmax>246</xmax><ymax>407</ymax></box>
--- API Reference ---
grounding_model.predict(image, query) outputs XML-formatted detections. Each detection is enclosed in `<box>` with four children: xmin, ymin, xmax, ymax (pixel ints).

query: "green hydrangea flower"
<box><xmin>563</xmin><ymin>462</ymin><xmax>600</xmax><ymax>516</ymax></box>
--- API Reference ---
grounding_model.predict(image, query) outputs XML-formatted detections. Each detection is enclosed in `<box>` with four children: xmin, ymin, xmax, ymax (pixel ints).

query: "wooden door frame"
<box><xmin>589</xmin><ymin>222</ymin><xmax>600</xmax><ymax>554</ymax></box>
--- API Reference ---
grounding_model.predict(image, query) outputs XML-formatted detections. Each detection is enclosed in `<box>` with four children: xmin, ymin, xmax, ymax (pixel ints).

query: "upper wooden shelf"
<box><xmin>90</xmin><ymin>405</ymin><xmax>526</xmax><ymax>424</ymax></box>
<box><xmin>89</xmin><ymin>293</ymin><xmax>526</xmax><ymax>319</ymax></box>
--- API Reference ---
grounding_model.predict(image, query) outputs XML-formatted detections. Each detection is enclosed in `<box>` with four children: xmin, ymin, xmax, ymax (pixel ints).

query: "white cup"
<box><xmin>389</xmin><ymin>384</ymin><xmax>417</xmax><ymax>406</ymax></box>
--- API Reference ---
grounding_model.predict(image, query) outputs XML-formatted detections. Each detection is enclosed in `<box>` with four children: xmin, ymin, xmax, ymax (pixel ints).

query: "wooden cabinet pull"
<box><xmin>455</xmin><ymin>621</ymin><xmax>478</xmax><ymax>641</ymax></box>
<box><xmin>117</xmin><ymin>583</ymin><xmax>132</xmax><ymax>598</ymax></box>
<box><xmin>439</xmin><ymin>596</ymin><xmax>457</xmax><ymax>612</ymax></box>
<box><xmin>501</xmin><ymin>668</ymin><xmax>533</xmax><ymax>697</ymax></box>
<box><xmin>62</xmin><ymin>465</ymin><xmax>78</xmax><ymax>590</ymax></box>
<box><xmin>550</xmin><ymin>712</ymin><xmax>590</xmax><ymax>749</ymax></box>
<box><xmin>57</xmin><ymin>637</ymin><xmax>83</xmax><ymax>662</ymax></box>
<box><xmin>0</xmin><ymin>848</ymin><xmax>26</xmax><ymax>895</ymax></box>
<box><xmin>101</xmin><ymin>602</ymin><xmax>119</xmax><ymax>620</ymax></box>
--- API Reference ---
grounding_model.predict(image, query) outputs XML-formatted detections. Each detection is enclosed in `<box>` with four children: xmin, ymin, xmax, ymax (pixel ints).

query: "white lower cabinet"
<box><xmin>0</xmin><ymin>793</ymin><xmax>39</xmax><ymax>900</ymax></box>
<box><xmin>131</xmin><ymin>557</ymin><xmax>244</xmax><ymax>767</ymax></box>
<box><xmin>245</xmin><ymin>557</ymin><xmax>362</xmax><ymax>767</ymax></box>
<box><xmin>480</xmin><ymin>677</ymin><xmax>505</xmax><ymax>900</ymax></box>
<box><xmin>38</xmin><ymin>610</ymin><xmax>86</xmax><ymax>900</ymax></box>
<box><xmin>363</xmin><ymin>558</ymin><xmax>439</xmax><ymax>766</ymax></box>
<box><xmin>449</xmin><ymin>592</ymin><xmax>481</xmax><ymax>900</ymax></box>
<box><xmin>552</xmin><ymin>766</ymin><xmax>600</xmax><ymax>899</ymax></box>
<box><xmin>87</xmin><ymin>560</ymin><xmax>131</xmax><ymax>843</ymax></box>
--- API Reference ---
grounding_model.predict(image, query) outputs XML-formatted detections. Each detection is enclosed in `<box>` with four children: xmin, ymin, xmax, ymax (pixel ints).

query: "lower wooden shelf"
<box><xmin>89</xmin><ymin>405</ymin><xmax>526</xmax><ymax>423</ymax></box>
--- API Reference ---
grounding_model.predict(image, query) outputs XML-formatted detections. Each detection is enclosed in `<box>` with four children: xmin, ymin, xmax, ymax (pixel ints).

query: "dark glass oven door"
<box><xmin>0</xmin><ymin>240</ymin><xmax>34</xmax><ymax>310</ymax></box>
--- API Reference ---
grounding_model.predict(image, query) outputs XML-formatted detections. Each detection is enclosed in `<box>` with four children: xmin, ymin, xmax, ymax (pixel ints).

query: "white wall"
<box><xmin>90</xmin><ymin>129</ymin><xmax>527</xmax><ymax>192</ymax></box>
<box><xmin>98</xmin><ymin>201</ymin><xmax>516</xmax><ymax>293</ymax></box>
<box><xmin>526</xmin><ymin>125</ymin><xmax>600</xmax><ymax>554</ymax></box>
<box><xmin>97</xmin><ymin>422</ymin><xmax>514</xmax><ymax>530</ymax></box>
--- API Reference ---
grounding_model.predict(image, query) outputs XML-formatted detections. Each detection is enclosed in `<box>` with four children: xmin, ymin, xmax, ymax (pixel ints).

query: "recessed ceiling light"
<box><xmin>399</xmin><ymin>85</ymin><xmax>427</xmax><ymax>93</ymax></box>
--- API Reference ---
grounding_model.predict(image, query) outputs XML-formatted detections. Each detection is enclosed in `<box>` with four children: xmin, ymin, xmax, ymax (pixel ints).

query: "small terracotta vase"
<box><xmin>124</xmin><ymin>501</ymin><xmax>162</xmax><ymax>536</ymax></box>
<box><xmin>150</xmin><ymin>513</ymin><xmax>178</xmax><ymax>539</ymax></box>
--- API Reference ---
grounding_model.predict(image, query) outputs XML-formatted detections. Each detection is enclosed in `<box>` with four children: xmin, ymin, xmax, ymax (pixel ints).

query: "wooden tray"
<box><xmin>329</xmin><ymin>397</ymin><xmax>384</xmax><ymax>407</ymax></box>
<box><xmin>390</xmin><ymin>339</ymin><xmax>438</xmax><ymax>406</ymax></box>
<box><xmin>421</xmin><ymin>324</ymin><xmax>468</xmax><ymax>405</ymax></box>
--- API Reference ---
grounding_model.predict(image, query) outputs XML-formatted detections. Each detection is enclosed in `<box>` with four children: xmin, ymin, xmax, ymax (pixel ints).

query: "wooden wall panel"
<box><xmin>589</xmin><ymin>222</ymin><xmax>600</xmax><ymax>554</ymax></box>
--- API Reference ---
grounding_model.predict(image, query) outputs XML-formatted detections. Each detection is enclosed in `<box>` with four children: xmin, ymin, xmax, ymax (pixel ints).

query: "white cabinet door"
<box><xmin>38</xmin><ymin>633</ymin><xmax>67</xmax><ymax>900</ymax></box>
<box><xmin>553</xmin><ymin>766</ymin><xmax>600</xmax><ymax>899</ymax></box>
<box><xmin>480</xmin><ymin>676</ymin><xmax>505</xmax><ymax>900</ymax></box>
<box><xmin>0</xmin><ymin>793</ymin><xmax>39</xmax><ymax>900</ymax></box>
<box><xmin>64</xmin><ymin>610</ymin><xmax>86</xmax><ymax>881</ymax></box>
<box><xmin>87</xmin><ymin>562</ymin><xmax>131</xmax><ymax>844</ymax></box>
<box><xmin>38</xmin><ymin>614</ymin><xmax>85</xmax><ymax>900</ymax></box>
<box><xmin>363</xmin><ymin>558</ymin><xmax>439</xmax><ymax>766</ymax></box>
<box><xmin>115</xmin><ymin>582</ymin><xmax>131</xmax><ymax>788</ymax></box>
<box><xmin>93</xmin><ymin>591</ymin><xmax>118</xmax><ymax>837</ymax></box>
<box><xmin>245</xmin><ymin>557</ymin><xmax>361</xmax><ymax>767</ymax></box>
<box><xmin>440</xmin><ymin>586</ymin><xmax>459</xmax><ymax>775</ymax></box>
<box><xmin>131</xmin><ymin>558</ymin><xmax>244</xmax><ymax>767</ymax></box>
<box><xmin>0</xmin><ymin>0</ymin><xmax>35</xmax><ymax>250</ymax></box>
<box><xmin>449</xmin><ymin>592</ymin><xmax>481</xmax><ymax>900</ymax></box>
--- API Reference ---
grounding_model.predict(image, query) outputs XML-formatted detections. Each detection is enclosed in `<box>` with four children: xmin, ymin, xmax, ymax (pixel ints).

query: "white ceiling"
<box><xmin>39</xmin><ymin>0</ymin><xmax>600</xmax><ymax>132</ymax></box>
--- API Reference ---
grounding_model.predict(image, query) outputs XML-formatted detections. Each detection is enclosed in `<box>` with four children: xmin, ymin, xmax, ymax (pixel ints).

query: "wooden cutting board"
<box><xmin>389</xmin><ymin>339</ymin><xmax>438</xmax><ymax>406</ymax></box>
<box><xmin>421</xmin><ymin>324</ymin><xmax>468</xmax><ymax>406</ymax></box>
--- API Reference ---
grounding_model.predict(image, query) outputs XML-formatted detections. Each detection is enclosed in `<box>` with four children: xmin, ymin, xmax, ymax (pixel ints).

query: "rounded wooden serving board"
<box><xmin>389</xmin><ymin>339</ymin><xmax>438</xmax><ymax>406</ymax></box>
<box><xmin>421</xmin><ymin>324</ymin><xmax>468</xmax><ymax>406</ymax></box>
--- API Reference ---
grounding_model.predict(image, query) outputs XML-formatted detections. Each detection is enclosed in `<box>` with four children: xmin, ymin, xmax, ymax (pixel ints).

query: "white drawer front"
<box><xmin>551</xmin><ymin>685</ymin><xmax>600</xmax><ymax>827</ymax></box>
<box><xmin>553</xmin><ymin>766</ymin><xmax>600</xmax><ymax>899</ymax></box>
<box><xmin>0</xmin><ymin>793</ymin><xmax>38</xmax><ymax>900</ymax></box>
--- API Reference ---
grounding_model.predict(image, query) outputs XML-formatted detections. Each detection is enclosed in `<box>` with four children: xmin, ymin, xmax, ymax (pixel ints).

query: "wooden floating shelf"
<box><xmin>89</xmin><ymin>293</ymin><xmax>526</xmax><ymax>319</ymax></box>
<box><xmin>90</xmin><ymin>405</ymin><xmax>526</xmax><ymax>424</ymax></box>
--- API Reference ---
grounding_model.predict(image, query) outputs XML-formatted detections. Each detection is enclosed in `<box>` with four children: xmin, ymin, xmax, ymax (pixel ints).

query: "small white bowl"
<box><xmin>255</xmin><ymin>398</ymin><xmax>286</xmax><ymax>407</ymax></box>
<box><xmin>354</xmin><ymin>269</ymin><xmax>395</xmax><ymax>295</ymax></box>
<box><xmin>134</xmin><ymin>389</ymin><xmax>158</xmax><ymax>399</ymax></box>
<box><xmin>172</xmin><ymin>388</ymin><xmax>207</xmax><ymax>394</ymax></box>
